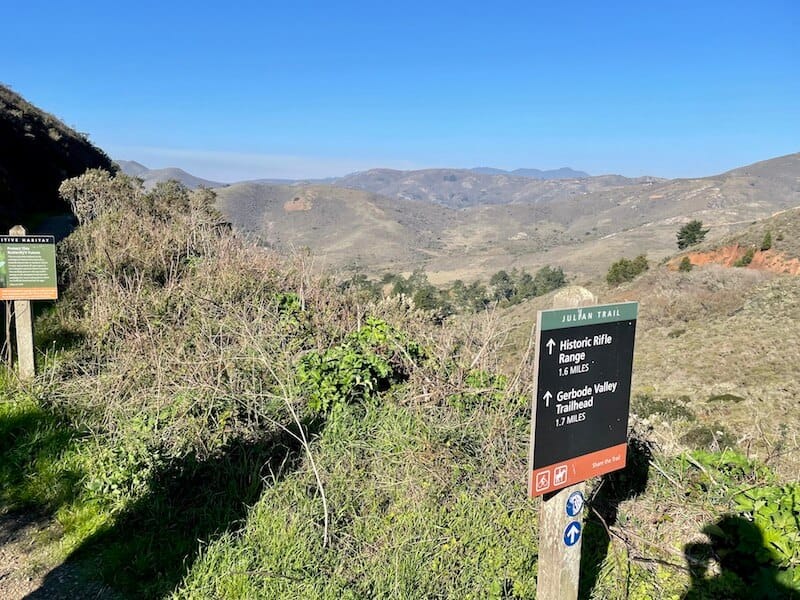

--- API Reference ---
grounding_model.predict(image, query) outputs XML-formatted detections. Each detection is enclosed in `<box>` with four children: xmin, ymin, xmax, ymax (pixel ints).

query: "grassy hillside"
<box><xmin>0</xmin><ymin>84</ymin><xmax>115</xmax><ymax>230</ymax></box>
<box><xmin>1</xmin><ymin>172</ymin><xmax>797</xmax><ymax>599</ymax></box>
<box><xmin>214</xmin><ymin>182</ymin><xmax>457</xmax><ymax>270</ymax></box>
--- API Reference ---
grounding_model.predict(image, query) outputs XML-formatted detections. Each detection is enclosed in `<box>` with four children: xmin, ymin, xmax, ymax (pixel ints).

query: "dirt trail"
<box><xmin>0</xmin><ymin>511</ymin><xmax>113</xmax><ymax>600</ymax></box>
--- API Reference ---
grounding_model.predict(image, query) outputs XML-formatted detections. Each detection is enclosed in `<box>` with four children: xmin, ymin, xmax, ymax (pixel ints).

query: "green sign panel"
<box><xmin>539</xmin><ymin>302</ymin><xmax>638</xmax><ymax>331</ymax></box>
<box><xmin>0</xmin><ymin>235</ymin><xmax>58</xmax><ymax>300</ymax></box>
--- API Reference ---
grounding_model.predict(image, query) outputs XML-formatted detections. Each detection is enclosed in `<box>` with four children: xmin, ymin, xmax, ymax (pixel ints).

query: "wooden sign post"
<box><xmin>1</xmin><ymin>226</ymin><xmax>58</xmax><ymax>379</ymax></box>
<box><xmin>528</xmin><ymin>287</ymin><xmax>638</xmax><ymax>599</ymax></box>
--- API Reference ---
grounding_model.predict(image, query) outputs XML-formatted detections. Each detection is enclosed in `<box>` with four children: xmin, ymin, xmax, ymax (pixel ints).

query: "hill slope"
<box><xmin>0</xmin><ymin>84</ymin><xmax>115</xmax><ymax>230</ymax></box>
<box><xmin>214</xmin><ymin>182</ymin><xmax>455</xmax><ymax>269</ymax></box>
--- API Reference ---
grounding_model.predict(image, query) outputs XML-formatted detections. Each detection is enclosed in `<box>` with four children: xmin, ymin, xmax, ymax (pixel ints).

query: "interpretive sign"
<box><xmin>0</xmin><ymin>235</ymin><xmax>58</xmax><ymax>300</ymax></box>
<box><xmin>528</xmin><ymin>301</ymin><xmax>637</xmax><ymax>497</ymax></box>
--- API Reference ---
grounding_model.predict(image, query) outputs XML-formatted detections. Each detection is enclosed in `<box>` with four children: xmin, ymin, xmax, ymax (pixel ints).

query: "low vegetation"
<box><xmin>0</xmin><ymin>170</ymin><xmax>797</xmax><ymax>598</ymax></box>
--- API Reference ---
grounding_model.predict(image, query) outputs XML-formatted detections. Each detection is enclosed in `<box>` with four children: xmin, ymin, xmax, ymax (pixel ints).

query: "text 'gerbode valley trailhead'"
<box><xmin>529</xmin><ymin>302</ymin><xmax>638</xmax><ymax>497</ymax></box>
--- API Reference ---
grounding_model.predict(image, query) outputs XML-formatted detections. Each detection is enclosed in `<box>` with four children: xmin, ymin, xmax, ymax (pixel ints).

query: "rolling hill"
<box><xmin>116</xmin><ymin>160</ymin><xmax>225</xmax><ymax>190</ymax></box>
<box><xmin>214</xmin><ymin>182</ymin><xmax>455</xmax><ymax>269</ymax></box>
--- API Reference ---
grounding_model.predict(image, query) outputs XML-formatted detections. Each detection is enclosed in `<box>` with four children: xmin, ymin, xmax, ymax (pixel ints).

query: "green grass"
<box><xmin>174</xmin><ymin>401</ymin><xmax>540</xmax><ymax>599</ymax></box>
<box><xmin>0</xmin><ymin>391</ymin><xmax>81</xmax><ymax>511</ymax></box>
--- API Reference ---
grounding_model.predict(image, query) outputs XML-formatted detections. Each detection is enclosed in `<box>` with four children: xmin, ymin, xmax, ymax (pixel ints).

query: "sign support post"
<box><xmin>9</xmin><ymin>226</ymin><xmax>35</xmax><ymax>379</ymax></box>
<box><xmin>2</xmin><ymin>225</ymin><xmax>58</xmax><ymax>379</ymax></box>
<box><xmin>535</xmin><ymin>286</ymin><xmax>596</xmax><ymax>600</ymax></box>
<box><xmin>529</xmin><ymin>287</ymin><xmax>638</xmax><ymax>600</ymax></box>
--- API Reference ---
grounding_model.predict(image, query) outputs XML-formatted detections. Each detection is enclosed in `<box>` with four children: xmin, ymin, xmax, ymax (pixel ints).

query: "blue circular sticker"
<box><xmin>563</xmin><ymin>521</ymin><xmax>582</xmax><ymax>547</ymax></box>
<box><xmin>566</xmin><ymin>491</ymin><xmax>585</xmax><ymax>517</ymax></box>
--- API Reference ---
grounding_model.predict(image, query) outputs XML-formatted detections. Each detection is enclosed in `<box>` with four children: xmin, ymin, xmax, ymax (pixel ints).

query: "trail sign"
<box><xmin>0</xmin><ymin>235</ymin><xmax>58</xmax><ymax>300</ymax></box>
<box><xmin>563</xmin><ymin>522</ymin><xmax>581</xmax><ymax>547</ymax></box>
<box><xmin>528</xmin><ymin>301</ymin><xmax>637</xmax><ymax>497</ymax></box>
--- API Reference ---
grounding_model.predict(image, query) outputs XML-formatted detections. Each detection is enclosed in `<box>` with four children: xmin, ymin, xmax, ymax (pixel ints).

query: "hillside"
<box><xmin>214</xmin><ymin>153</ymin><xmax>800</xmax><ymax>283</ymax></box>
<box><xmin>0</xmin><ymin>84</ymin><xmax>115</xmax><ymax>231</ymax></box>
<box><xmin>214</xmin><ymin>182</ymin><xmax>456</xmax><ymax>269</ymax></box>
<box><xmin>116</xmin><ymin>160</ymin><xmax>225</xmax><ymax>190</ymax></box>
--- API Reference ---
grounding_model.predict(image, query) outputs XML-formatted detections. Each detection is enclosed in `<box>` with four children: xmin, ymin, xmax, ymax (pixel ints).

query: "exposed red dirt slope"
<box><xmin>670</xmin><ymin>245</ymin><xmax>800</xmax><ymax>275</ymax></box>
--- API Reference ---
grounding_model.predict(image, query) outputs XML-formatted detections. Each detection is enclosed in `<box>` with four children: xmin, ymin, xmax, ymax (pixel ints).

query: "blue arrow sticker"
<box><xmin>566</xmin><ymin>491</ymin><xmax>585</xmax><ymax>517</ymax></box>
<box><xmin>563</xmin><ymin>521</ymin><xmax>582</xmax><ymax>547</ymax></box>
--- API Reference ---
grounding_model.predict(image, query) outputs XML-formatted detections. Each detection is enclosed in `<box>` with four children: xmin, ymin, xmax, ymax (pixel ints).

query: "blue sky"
<box><xmin>2</xmin><ymin>1</ymin><xmax>798</xmax><ymax>181</ymax></box>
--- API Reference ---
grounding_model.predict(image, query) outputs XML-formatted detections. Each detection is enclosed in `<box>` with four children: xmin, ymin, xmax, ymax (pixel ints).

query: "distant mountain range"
<box><xmin>114</xmin><ymin>160</ymin><xmax>593</xmax><ymax>195</ymax></box>
<box><xmin>213</xmin><ymin>152</ymin><xmax>800</xmax><ymax>281</ymax></box>
<box><xmin>116</xmin><ymin>160</ymin><xmax>226</xmax><ymax>190</ymax></box>
<box><xmin>471</xmin><ymin>166</ymin><xmax>589</xmax><ymax>178</ymax></box>
<box><xmin>114</xmin><ymin>151</ymin><xmax>800</xmax><ymax>281</ymax></box>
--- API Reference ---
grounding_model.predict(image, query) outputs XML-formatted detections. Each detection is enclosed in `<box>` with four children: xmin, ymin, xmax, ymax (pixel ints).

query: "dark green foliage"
<box><xmin>761</xmin><ymin>231</ymin><xmax>773</xmax><ymax>251</ymax></box>
<box><xmin>489</xmin><ymin>269</ymin><xmax>514</xmax><ymax>301</ymax></box>
<box><xmin>677</xmin><ymin>220</ymin><xmax>710</xmax><ymax>249</ymax></box>
<box><xmin>631</xmin><ymin>393</ymin><xmax>695</xmax><ymax>421</ymax></box>
<box><xmin>488</xmin><ymin>265</ymin><xmax>566</xmax><ymax>306</ymax></box>
<box><xmin>734</xmin><ymin>246</ymin><xmax>756</xmax><ymax>267</ymax></box>
<box><xmin>450</xmin><ymin>279</ymin><xmax>491</xmax><ymax>312</ymax></box>
<box><xmin>296</xmin><ymin>317</ymin><xmax>423</xmax><ymax>413</ymax></box>
<box><xmin>338</xmin><ymin>272</ymin><xmax>383</xmax><ymax>300</ymax></box>
<box><xmin>606</xmin><ymin>254</ymin><xmax>649</xmax><ymax>286</ymax></box>
<box><xmin>681</xmin><ymin>423</ymin><xmax>737</xmax><ymax>450</ymax></box>
<box><xmin>679</xmin><ymin>256</ymin><xmax>694</xmax><ymax>272</ymax></box>
<box><xmin>681</xmin><ymin>451</ymin><xmax>800</xmax><ymax>597</ymax></box>
<box><xmin>533</xmin><ymin>265</ymin><xmax>567</xmax><ymax>296</ymax></box>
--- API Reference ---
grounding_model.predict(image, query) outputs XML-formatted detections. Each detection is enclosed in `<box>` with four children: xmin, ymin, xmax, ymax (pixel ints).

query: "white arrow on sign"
<box><xmin>543</xmin><ymin>391</ymin><xmax>552</xmax><ymax>407</ymax></box>
<box><xmin>546</xmin><ymin>338</ymin><xmax>556</xmax><ymax>355</ymax></box>
<box><xmin>565</xmin><ymin>522</ymin><xmax>580</xmax><ymax>545</ymax></box>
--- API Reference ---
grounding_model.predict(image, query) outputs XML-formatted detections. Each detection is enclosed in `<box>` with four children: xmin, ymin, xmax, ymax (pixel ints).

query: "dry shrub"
<box><xmin>48</xmin><ymin>173</ymin><xmax>368</xmax><ymax>459</ymax></box>
<box><xmin>632</xmin><ymin>265</ymin><xmax>772</xmax><ymax>326</ymax></box>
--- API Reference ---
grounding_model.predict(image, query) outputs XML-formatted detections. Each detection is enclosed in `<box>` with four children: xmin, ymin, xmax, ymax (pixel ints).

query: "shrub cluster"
<box><xmin>341</xmin><ymin>265</ymin><xmax>566</xmax><ymax>315</ymax></box>
<box><xmin>606</xmin><ymin>254</ymin><xmax>649</xmax><ymax>286</ymax></box>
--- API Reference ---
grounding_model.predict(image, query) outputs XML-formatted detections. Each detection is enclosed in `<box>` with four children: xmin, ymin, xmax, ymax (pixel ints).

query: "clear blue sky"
<box><xmin>2</xmin><ymin>0</ymin><xmax>798</xmax><ymax>181</ymax></box>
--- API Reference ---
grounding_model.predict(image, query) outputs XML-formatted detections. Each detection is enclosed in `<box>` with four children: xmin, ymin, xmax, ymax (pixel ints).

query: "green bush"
<box><xmin>761</xmin><ymin>231</ymin><xmax>773</xmax><ymax>251</ymax></box>
<box><xmin>734</xmin><ymin>246</ymin><xmax>756</xmax><ymax>267</ymax></box>
<box><xmin>296</xmin><ymin>317</ymin><xmax>423</xmax><ymax>413</ymax></box>
<box><xmin>606</xmin><ymin>254</ymin><xmax>649</xmax><ymax>286</ymax></box>
<box><xmin>678</xmin><ymin>256</ymin><xmax>693</xmax><ymax>272</ymax></box>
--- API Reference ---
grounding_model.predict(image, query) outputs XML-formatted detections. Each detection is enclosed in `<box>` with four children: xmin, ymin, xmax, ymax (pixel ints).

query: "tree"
<box><xmin>760</xmin><ymin>231</ymin><xmax>772</xmax><ymax>251</ymax></box>
<box><xmin>677</xmin><ymin>220</ymin><xmax>709</xmax><ymax>250</ymax></box>
<box><xmin>533</xmin><ymin>266</ymin><xmax>566</xmax><ymax>296</ymax></box>
<box><xmin>678</xmin><ymin>257</ymin><xmax>693</xmax><ymax>272</ymax></box>
<box><xmin>489</xmin><ymin>270</ymin><xmax>514</xmax><ymax>302</ymax></box>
